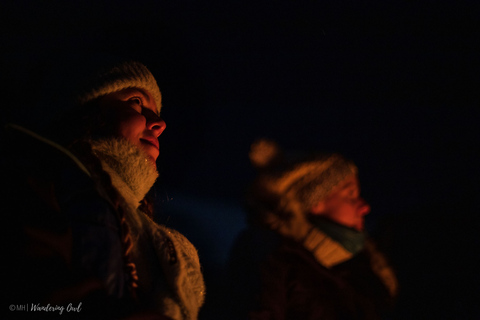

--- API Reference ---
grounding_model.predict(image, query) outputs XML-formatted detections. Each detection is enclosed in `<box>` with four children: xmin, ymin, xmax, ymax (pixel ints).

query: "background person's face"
<box><xmin>98</xmin><ymin>88</ymin><xmax>166</xmax><ymax>165</ymax></box>
<box><xmin>311</xmin><ymin>175</ymin><xmax>370</xmax><ymax>231</ymax></box>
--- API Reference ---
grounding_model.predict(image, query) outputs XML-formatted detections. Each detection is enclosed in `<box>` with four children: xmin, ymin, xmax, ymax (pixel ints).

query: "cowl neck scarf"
<box><xmin>90</xmin><ymin>138</ymin><xmax>206</xmax><ymax>319</ymax></box>
<box><xmin>90</xmin><ymin>137</ymin><xmax>158</xmax><ymax>209</ymax></box>
<box><xmin>309</xmin><ymin>216</ymin><xmax>366</xmax><ymax>255</ymax></box>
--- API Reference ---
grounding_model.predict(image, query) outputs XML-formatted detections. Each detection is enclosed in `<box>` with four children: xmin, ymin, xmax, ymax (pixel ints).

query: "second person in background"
<box><xmin>226</xmin><ymin>139</ymin><xmax>397</xmax><ymax>319</ymax></box>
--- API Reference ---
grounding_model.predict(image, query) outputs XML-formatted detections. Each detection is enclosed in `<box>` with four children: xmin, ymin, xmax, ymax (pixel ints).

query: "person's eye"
<box><xmin>348</xmin><ymin>188</ymin><xmax>359</xmax><ymax>198</ymax></box>
<box><xmin>129</xmin><ymin>97</ymin><xmax>143</xmax><ymax>112</ymax></box>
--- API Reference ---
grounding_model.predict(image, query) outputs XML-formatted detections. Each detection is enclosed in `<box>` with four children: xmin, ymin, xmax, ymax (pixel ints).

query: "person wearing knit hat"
<box><xmin>1</xmin><ymin>56</ymin><xmax>205</xmax><ymax>320</ymax></box>
<box><xmin>224</xmin><ymin>139</ymin><xmax>397</xmax><ymax>320</ymax></box>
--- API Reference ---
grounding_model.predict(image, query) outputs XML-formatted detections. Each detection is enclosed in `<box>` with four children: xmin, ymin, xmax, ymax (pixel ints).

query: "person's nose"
<box><xmin>147</xmin><ymin>114</ymin><xmax>166</xmax><ymax>137</ymax></box>
<box><xmin>358</xmin><ymin>198</ymin><xmax>371</xmax><ymax>216</ymax></box>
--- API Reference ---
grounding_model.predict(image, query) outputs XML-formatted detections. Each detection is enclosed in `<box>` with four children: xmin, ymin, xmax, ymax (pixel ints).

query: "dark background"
<box><xmin>2</xmin><ymin>1</ymin><xmax>479</xmax><ymax>318</ymax></box>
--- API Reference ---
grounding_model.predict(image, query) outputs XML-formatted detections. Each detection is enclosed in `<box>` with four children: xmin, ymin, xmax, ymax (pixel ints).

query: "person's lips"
<box><xmin>140</xmin><ymin>136</ymin><xmax>159</xmax><ymax>150</ymax></box>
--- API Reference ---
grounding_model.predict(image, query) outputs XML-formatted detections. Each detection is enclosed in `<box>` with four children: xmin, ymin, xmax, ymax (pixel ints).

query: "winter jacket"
<box><xmin>1</xmin><ymin>124</ymin><xmax>205</xmax><ymax>319</ymax></box>
<box><xmin>226</xmin><ymin>226</ymin><xmax>397</xmax><ymax>320</ymax></box>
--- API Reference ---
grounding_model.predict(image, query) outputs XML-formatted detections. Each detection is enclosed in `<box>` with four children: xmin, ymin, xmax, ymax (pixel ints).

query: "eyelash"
<box><xmin>132</xmin><ymin>97</ymin><xmax>143</xmax><ymax>104</ymax></box>
<box><xmin>129</xmin><ymin>97</ymin><xmax>143</xmax><ymax>112</ymax></box>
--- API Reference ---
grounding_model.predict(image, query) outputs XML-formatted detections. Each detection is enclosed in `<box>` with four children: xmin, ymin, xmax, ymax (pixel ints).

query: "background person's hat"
<box><xmin>248</xmin><ymin>139</ymin><xmax>358</xmax><ymax>212</ymax></box>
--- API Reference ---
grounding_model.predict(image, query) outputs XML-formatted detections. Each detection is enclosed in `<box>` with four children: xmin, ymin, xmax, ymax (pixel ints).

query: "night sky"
<box><xmin>2</xmin><ymin>1</ymin><xmax>480</xmax><ymax>318</ymax></box>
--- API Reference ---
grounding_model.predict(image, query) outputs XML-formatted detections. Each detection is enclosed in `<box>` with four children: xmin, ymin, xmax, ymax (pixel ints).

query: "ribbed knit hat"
<box><xmin>74</xmin><ymin>60</ymin><xmax>162</xmax><ymax>114</ymax></box>
<box><xmin>248</xmin><ymin>139</ymin><xmax>358</xmax><ymax>211</ymax></box>
<box><xmin>37</xmin><ymin>53</ymin><xmax>163</xmax><ymax>116</ymax></box>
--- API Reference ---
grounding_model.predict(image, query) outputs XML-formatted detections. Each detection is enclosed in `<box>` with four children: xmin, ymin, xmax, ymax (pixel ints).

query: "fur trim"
<box><xmin>93</xmin><ymin>138</ymin><xmax>205</xmax><ymax>319</ymax></box>
<box><xmin>91</xmin><ymin>137</ymin><xmax>158</xmax><ymax>208</ymax></box>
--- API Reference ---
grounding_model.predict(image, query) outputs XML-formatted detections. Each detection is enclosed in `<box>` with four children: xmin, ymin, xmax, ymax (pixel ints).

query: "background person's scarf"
<box><xmin>309</xmin><ymin>216</ymin><xmax>366</xmax><ymax>255</ymax></box>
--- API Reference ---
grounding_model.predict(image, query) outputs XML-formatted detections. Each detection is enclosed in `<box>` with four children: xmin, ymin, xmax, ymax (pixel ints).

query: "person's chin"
<box><xmin>136</xmin><ymin>148</ymin><xmax>157</xmax><ymax>169</ymax></box>
<box><xmin>146</xmin><ymin>153</ymin><xmax>158</xmax><ymax>168</ymax></box>
<box><xmin>140</xmin><ymin>144</ymin><xmax>159</xmax><ymax>162</ymax></box>
<box><xmin>355</xmin><ymin>222</ymin><xmax>365</xmax><ymax>232</ymax></box>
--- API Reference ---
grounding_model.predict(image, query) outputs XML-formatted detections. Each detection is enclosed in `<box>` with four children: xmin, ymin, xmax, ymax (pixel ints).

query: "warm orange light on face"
<box><xmin>310</xmin><ymin>175</ymin><xmax>370</xmax><ymax>231</ymax></box>
<box><xmin>99</xmin><ymin>88</ymin><xmax>166</xmax><ymax>166</ymax></box>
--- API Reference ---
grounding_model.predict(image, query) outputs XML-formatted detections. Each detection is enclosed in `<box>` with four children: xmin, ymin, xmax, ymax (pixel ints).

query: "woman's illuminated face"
<box><xmin>98</xmin><ymin>88</ymin><xmax>166</xmax><ymax>165</ymax></box>
<box><xmin>310</xmin><ymin>175</ymin><xmax>371</xmax><ymax>231</ymax></box>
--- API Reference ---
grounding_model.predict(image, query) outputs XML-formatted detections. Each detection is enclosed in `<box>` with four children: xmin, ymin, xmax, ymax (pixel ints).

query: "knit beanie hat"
<box><xmin>247</xmin><ymin>139</ymin><xmax>358</xmax><ymax>215</ymax></box>
<box><xmin>77</xmin><ymin>61</ymin><xmax>162</xmax><ymax>113</ymax></box>
<box><xmin>74</xmin><ymin>60</ymin><xmax>162</xmax><ymax>114</ymax></box>
<box><xmin>36</xmin><ymin>53</ymin><xmax>162</xmax><ymax>120</ymax></box>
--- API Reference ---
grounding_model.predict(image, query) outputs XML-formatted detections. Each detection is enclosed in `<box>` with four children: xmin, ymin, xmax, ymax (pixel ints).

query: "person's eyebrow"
<box><xmin>339</xmin><ymin>182</ymin><xmax>360</xmax><ymax>195</ymax></box>
<box><xmin>341</xmin><ymin>182</ymin><xmax>356</xmax><ymax>189</ymax></box>
<box><xmin>130</xmin><ymin>88</ymin><xmax>151</xmax><ymax>103</ymax></box>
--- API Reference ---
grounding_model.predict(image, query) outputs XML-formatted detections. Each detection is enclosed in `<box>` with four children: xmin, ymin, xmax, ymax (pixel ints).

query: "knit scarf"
<box><xmin>90</xmin><ymin>137</ymin><xmax>158</xmax><ymax>210</ymax></box>
<box><xmin>309</xmin><ymin>216</ymin><xmax>366</xmax><ymax>255</ymax></box>
<box><xmin>90</xmin><ymin>137</ymin><xmax>205</xmax><ymax>320</ymax></box>
<box><xmin>308</xmin><ymin>216</ymin><xmax>398</xmax><ymax>297</ymax></box>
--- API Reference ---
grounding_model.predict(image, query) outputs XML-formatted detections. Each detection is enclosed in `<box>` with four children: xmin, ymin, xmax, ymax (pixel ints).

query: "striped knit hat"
<box><xmin>248</xmin><ymin>139</ymin><xmax>358</xmax><ymax>212</ymax></box>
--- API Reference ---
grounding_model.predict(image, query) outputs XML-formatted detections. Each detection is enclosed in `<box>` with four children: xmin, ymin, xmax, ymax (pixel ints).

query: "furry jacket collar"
<box><xmin>92</xmin><ymin>138</ymin><xmax>205</xmax><ymax>320</ymax></box>
<box><xmin>91</xmin><ymin>138</ymin><xmax>158</xmax><ymax>209</ymax></box>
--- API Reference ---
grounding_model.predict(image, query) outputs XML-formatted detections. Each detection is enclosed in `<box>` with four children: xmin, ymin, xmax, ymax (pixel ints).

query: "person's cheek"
<box><xmin>117</xmin><ymin>114</ymin><xmax>142</xmax><ymax>139</ymax></box>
